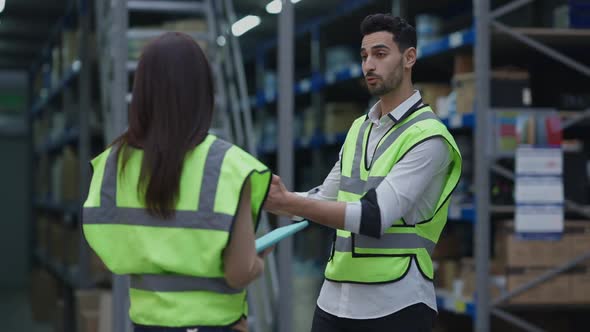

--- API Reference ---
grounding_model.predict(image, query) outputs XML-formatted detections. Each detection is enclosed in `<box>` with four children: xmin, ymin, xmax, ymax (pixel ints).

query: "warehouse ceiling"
<box><xmin>0</xmin><ymin>0</ymin><xmax>481</xmax><ymax>70</ymax></box>
<box><xmin>0</xmin><ymin>0</ymin><xmax>378</xmax><ymax>70</ymax></box>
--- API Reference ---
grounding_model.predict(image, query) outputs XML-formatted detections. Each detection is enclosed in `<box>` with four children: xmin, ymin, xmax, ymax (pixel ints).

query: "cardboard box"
<box><xmin>495</xmin><ymin>220</ymin><xmax>590</xmax><ymax>268</ymax></box>
<box><xmin>432</xmin><ymin>232</ymin><xmax>461</xmax><ymax>259</ymax></box>
<box><xmin>453</xmin><ymin>53</ymin><xmax>473</xmax><ymax>75</ymax></box>
<box><xmin>453</xmin><ymin>69</ymin><xmax>530</xmax><ymax>114</ymax></box>
<box><xmin>79</xmin><ymin>311</ymin><xmax>99</xmax><ymax>332</ymax></box>
<box><xmin>98</xmin><ymin>292</ymin><xmax>113</xmax><ymax>332</ymax></box>
<box><xmin>49</xmin><ymin>223</ymin><xmax>65</xmax><ymax>262</ymax></box>
<box><xmin>54</xmin><ymin>299</ymin><xmax>65</xmax><ymax>332</ymax></box>
<box><xmin>61</xmin><ymin>146</ymin><xmax>80</xmax><ymax>203</ymax></box>
<box><xmin>323</xmin><ymin>103</ymin><xmax>364</xmax><ymax>135</ymax></box>
<box><xmin>570</xmin><ymin>267</ymin><xmax>590</xmax><ymax>303</ymax></box>
<box><xmin>65</xmin><ymin>228</ymin><xmax>80</xmax><ymax>267</ymax></box>
<box><xmin>75</xmin><ymin>290</ymin><xmax>113</xmax><ymax>332</ymax></box>
<box><xmin>76</xmin><ymin>290</ymin><xmax>102</xmax><ymax>311</ymax></box>
<box><xmin>434</xmin><ymin>260</ymin><xmax>458</xmax><ymax>290</ymax></box>
<box><xmin>37</xmin><ymin>218</ymin><xmax>49</xmax><ymax>253</ymax></box>
<box><xmin>415</xmin><ymin>83</ymin><xmax>451</xmax><ymax>111</ymax></box>
<box><xmin>459</xmin><ymin>258</ymin><xmax>503</xmax><ymax>299</ymax></box>
<box><xmin>29</xmin><ymin>268</ymin><xmax>58</xmax><ymax>323</ymax></box>
<box><xmin>570</xmin><ymin>222</ymin><xmax>590</xmax><ymax>267</ymax></box>
<box><xmin>76</xmin><ymin>290</ymin><xmax>104</xmax><ymax>332</ymax></box>
<box><xmin>496</xmin><ymin>232</ymin><xmax>571</xmax><ymax>268</ymax></box>
<box><xmin>506</xmin><ymin>267</ymin><xmax>571</xmax><ymax>304</ymax></box>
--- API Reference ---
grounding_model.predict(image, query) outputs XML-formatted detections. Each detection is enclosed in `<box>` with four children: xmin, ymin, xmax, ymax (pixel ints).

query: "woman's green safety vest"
<box><xmin>324</xmin><ymin>106</ymin><xmax>462</xmax><ymax>284</ymax></box>
<box><xmin>82</xmin><ymin>135</ymin><xmax>271</xmax><ymax>327</ymax></box>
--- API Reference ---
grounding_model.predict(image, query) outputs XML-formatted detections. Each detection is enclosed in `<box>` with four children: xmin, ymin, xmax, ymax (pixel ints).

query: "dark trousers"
<box><xmin>134</xmin><ymin>325</ymin><xmax>236</xmax><ymax>332</ymax></box>
<box><xmin>311</xmin><ymin>303</ymin><xmax>436</xmax><ymax>332</ymax></box>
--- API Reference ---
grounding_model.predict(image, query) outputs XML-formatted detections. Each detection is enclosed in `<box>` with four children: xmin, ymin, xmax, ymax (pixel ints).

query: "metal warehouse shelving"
<box><xmin>248</xmin><ymin>0</ymin><xmax>590</xmax><ymax>331</ymax></box>
<box><xmin>28</xmin><ymin>0</ymin><xmax>96</xmax><ymax>331</ymax></box>
<box><xmin>474</xmin><ymin>1</ymin><xmax>590</xmax><ymax>331</ymax></box>
<box><xmin>24</xmin><ymin>0</ymin><xmax>590</xmax><ymax>331</ymax></box>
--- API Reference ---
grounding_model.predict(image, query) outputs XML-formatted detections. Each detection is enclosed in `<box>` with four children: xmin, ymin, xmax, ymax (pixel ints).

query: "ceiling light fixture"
<box><xmin>231</xmin><ymin>15</ymin><xmax>261</xmax><ymax>37</ymax></box>
<box><xmin>0</xmin><ymin>0</ymin><xmax>6</xmax><ymax>13</ymax></box>
<box><xmin>265</xmin><ymin>0</ymin><xmax>281</xmax><ymax>14</ymax></box>
<box><xmin>265</xmin><ymin>0</ymin><xmax>302</xmax><ymax>15</ymax></box>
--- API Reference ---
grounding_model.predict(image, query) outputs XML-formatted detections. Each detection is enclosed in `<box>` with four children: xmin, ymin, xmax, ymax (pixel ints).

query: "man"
<box><xmin>264</xmin><ymin>14</ymin><xmax>462</xmax><ymax>332</ymax></box>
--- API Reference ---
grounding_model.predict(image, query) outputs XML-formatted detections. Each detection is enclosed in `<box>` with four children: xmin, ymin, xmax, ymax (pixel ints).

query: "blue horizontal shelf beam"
<box><xmin>254</xmin><ymin>0</ymin><xmax>378</xmax><ymax>58</ymax></box>
<box><xmin>255</xmin><ymin>113</ymin><xmax>476</xmax><ymax>154</ymax></box>
<box><xmin>253</xmin><ymin>28</ymin><xmax>475</xmax><ymax>107</ymax></box>
<box><xmin>441</xmin><ymin>112</ymin><xmax>475</xmax><ymax>129</ymax></box>
<box><xmin>31</xmin><ymin>61</ymin><xmax>81</xmax><ymax>117</ymax></box>
<box><xmin>254</xmin><ymin>64</ymin><xmax>363</xmax><ymax>107</ymax></box>
<box><xmin>448</xmin><ymin>205</ymin><xmax>476</xmax><ymax>223</ymax></box>
<box><xmin>417</xmin><ymin>28</ymin><xmax>475</xmax><ymax>59</ymax></box>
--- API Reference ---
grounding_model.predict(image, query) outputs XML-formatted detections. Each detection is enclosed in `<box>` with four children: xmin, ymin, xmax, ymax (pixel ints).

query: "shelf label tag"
<box><xmin>449</xmin><ymin>32</ymin><xmax>463</xmax><ymax>48</ymax></box>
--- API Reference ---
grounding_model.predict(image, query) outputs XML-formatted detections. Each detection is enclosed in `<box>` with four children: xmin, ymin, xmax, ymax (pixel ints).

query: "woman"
<box><xmin>82</xmin><ymin>32</ymin><xmax>272</xmax><ymax>332</ymax></box>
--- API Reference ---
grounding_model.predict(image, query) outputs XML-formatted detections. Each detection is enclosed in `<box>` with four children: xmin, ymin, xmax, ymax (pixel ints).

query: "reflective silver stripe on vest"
<box><xmin>130</xmin><ymin>274</ymin><xmax>242</xmax><ymax>294</ymax></box>
<box><xmin>84</xmin><ymin>138</ymin><xmax>233</xmax><ymax>230</ymax></box>
<box><xmin>350</xmin><ymin>120</ymin><xmax>371</xmax><ymax>180</ymax></box>
<box><xmin>199</xmin><ymin>139</ymin><xmax>232</xmax><ymax>212</ymax></box>
<box><xmin>83</xmin><ymin>207</ymin><xmax>233</xmax><ymax>230</ymax></box>
<box><xmin>340</xmin><ymin>175</ymin><xmax>385</xmax><ymax>196</ymax></box>
<box><xmin>339</xmin><ymin>111</ymin><xmax>440</xmax><ymax>196</ymax></box>
<box><xmin>99</xmin><ymin>144</ymin><xmax>119</xmax><ymax>209</ymax></box>
<box><xmin>371</xmin><ymin>111</ymin><xmax>440</xmax><ymax>163</ymax></box>
<box><xmin>334</xmin><ymin>233</ymin><xmax>436</xmax><ymax>255</ymax></box>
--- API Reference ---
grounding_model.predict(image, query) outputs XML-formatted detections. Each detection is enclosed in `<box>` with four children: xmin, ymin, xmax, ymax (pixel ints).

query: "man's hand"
<box><xmin>264</xmin><ymin>175</ymin><xmax>294</xmax><ymax>217</ymax></box>
<box><xmin>264</xmin><ymin>174</ymin><xmax>346</xmax><ymax>230</ymax></box>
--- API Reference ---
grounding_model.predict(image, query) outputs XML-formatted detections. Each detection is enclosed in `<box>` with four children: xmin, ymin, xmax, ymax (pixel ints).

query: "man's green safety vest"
<box><xmin>324</xmin><ymin>105</ymin><xmax>462</xmax><ymax>284</ymax></box>
<box><xmin>82</xmin><ymin>135</ymin><xmax>271</xmax><ymax>327</ymax></box>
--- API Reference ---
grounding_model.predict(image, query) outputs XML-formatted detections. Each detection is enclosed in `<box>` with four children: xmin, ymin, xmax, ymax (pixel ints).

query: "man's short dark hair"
<box><xmin>360</xmin><ymin>14</ymin><xmax>417</xmax><ymax>52</ymax></box>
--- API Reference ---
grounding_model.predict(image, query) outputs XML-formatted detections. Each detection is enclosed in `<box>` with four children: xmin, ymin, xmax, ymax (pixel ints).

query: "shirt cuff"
<box><xmin>344</xmin><ymin>201</ymin><xmax>362</xmax><ymax>234</ymax></box>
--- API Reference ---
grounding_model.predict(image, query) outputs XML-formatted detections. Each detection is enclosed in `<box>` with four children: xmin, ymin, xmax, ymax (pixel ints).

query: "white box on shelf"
<box><xmin>515</xmin><ymin>146</ymin><xmax>562</xmax><ymax>175</ymax></box>
<box><xmin>515</xmin><ymin>204</ymin><xmax>564</xmax><ymax>234</ymax></box>
<box><xmin>514</xmin><ymin>176</ymin><xmax>564</xmax><ymax>203</ymax></box>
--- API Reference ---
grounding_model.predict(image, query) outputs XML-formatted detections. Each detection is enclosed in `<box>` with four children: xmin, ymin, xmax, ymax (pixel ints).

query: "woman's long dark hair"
<box><xmin>113</xmin><ymin>32</ymin><xmax>214</xmax><ymax>218</ymax></box>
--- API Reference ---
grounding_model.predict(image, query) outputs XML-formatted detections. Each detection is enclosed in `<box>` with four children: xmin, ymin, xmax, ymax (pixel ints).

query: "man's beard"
<box><xmin>367</xmin><ymin>67</ymin><xmax>403</xmax><ymax>96</ymax></box>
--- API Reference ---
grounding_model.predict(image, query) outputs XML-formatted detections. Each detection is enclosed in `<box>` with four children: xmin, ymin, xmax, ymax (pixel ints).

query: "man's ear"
<box><xmin>404</xmin><ymin>47</ymin><xmax>417</xmax><ymax>69</ymax></box>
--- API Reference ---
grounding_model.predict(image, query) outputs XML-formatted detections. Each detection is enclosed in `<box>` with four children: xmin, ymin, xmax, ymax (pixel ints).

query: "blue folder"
<box><xmin>255</xmin><ymin>221</ymin><xmax>309</xmax><ymax>252</ymax></box>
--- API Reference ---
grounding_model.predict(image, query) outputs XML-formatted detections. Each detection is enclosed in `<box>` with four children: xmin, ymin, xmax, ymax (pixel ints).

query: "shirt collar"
<box><xmin>367</xmin><ymin>90</ymin><xmax>423</xmax><ymax>127</ymax></box>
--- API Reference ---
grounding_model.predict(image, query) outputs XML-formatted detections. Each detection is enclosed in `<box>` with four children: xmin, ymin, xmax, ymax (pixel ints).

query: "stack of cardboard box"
<box><xmin>76</xmin><ymin>290</ymin><xmax>112</xmax><ymax>332</ymax></box>
<box><xmin>452</xmin><ymin>68</ymin><xmax>530</xmax><ymax>115</ymax></box>
<box><xmin>495</xmin><ymin>220</ymin><xmax>590</xmax><ymax>304</ymax></box>
<box><xmin>29</xmin><ymin>268</ymin><xmax>59</xmax><ymax>323</ymax></box>
<box><xmin>323</xmin><ymin>103</ymin><xmax>365</xmax><ymax>136</ymax></box>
